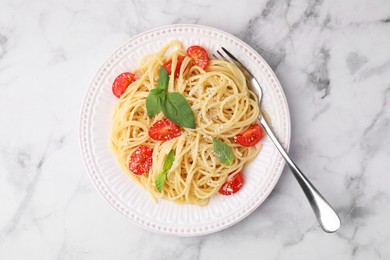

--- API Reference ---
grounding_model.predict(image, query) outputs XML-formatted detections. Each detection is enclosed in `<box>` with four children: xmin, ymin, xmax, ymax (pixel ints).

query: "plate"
<box><xmin>80</xmin><ymin>24</ymin><xmax>291</xmax><ymax>236</ymax></box>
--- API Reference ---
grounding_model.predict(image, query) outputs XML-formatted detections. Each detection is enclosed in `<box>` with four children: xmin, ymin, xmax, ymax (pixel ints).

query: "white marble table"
<box><xmin>1</xmin><ymin>0</ymin><xmax>390</xmax><ymax>259</ymax></box>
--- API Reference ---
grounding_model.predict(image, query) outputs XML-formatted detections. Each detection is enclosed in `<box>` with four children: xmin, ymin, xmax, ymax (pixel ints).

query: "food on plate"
<box><xmin>110</xmin><ymin>40</ymin><xmax>266</xmax><ymax>205</ymax></box>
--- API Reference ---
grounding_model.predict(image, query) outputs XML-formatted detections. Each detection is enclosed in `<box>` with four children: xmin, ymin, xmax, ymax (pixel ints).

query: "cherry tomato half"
<box><xmin>235</xmin><ymin>124</ymin><xmax>262</xmax><ymax>147</ymax></box>
<box><xmin>219</xmin><ymin>172</ymin><xmax>244</xmax><ymax>195</ymax></box>
<box><xmin>163</xmin><ymin>56</ymin><xmax>186</xmax><ymax>78</ymax></box>
<box><xmin>112</xmin><ymin>72</ymin><xmax>137</xmax><ymax>98</ymax></box>
<box><xmin>128</xmin><ymin>145</ymin><xmax>153</xmax><ymax>175</ymax></box>
<box><xmin>186</xmin><ymin>45</ymin><xmax>209</xmax><ymax>69</ymax></box>
<box><xmin>148</xmin><ymin>118</ymin><xmax>181</xmax><ymax>141</ymax></box>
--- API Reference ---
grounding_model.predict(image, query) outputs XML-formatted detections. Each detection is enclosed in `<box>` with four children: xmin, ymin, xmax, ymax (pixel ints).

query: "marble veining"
<box><xmin>1</xmin><ymin>0</ymin><xmax>390</xmax><ymax>259</ymax></box>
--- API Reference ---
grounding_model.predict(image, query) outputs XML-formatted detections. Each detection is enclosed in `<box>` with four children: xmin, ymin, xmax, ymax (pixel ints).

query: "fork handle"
<box><xmin>260</xmin><ymin>116</ymin><xmax>341</xmax><ymax>233</ymax></box>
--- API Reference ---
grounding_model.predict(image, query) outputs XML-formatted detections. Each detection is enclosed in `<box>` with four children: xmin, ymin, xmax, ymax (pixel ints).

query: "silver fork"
<box><xmin>214</xmin><ymin>47</ymin><xmax>341</xmax><ymax>233</ymax></box>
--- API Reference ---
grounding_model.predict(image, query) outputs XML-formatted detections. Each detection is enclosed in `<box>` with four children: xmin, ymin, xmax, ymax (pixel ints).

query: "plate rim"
<box><xmin>79</xmin><ymin>24</ymin><xmax>291</xmax><ymax>236</ymax></box>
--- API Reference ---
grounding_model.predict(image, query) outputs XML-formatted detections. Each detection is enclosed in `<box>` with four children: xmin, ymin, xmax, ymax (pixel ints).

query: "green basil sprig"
<box><xmin>146</xmin><ymin>67</ymin><xmax>196</xmax><ymax>129</ymax></box>
<box><xmin>155</xmin><ymin>149</ymin><xmax>175</xmax><ymax>192</ymax></box>
<box><xmin>213</xmin><ymin>138</ymin><xmax>234</xmax><ymax>165</ymax></box>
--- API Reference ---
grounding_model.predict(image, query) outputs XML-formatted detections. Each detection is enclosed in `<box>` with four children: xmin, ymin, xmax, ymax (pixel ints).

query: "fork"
<box><xmin>214</xmin><ymin>47</ymin><xmax>341</xmax><ymax>233</ymax></box>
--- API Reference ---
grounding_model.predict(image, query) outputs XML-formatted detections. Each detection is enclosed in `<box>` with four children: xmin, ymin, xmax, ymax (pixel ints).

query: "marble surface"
<box><xmin>1</xmin><ymin>0</ymin><xmax>389</xmax><ymax>259</ymax></box>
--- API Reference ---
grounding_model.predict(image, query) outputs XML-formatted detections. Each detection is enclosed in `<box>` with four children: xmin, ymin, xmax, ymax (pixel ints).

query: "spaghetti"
<box><xmin>110</xmin><ymin>40</ymin><xmax>263</xmax><ymax>206</ymax></box>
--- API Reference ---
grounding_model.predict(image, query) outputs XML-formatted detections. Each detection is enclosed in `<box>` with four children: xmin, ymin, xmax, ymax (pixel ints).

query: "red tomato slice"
<box><xmin>163</xmin><ymin>56</ymin><xmax>186</xmax><ymax>78</ymax></box>
<box><xmin>128</xmin><ymin>145</ymin><xmax>153</xmax><ymax>175</ymax></box>
<box><xmin>112</xmin><ymin>72</ymin><xmax>137</xmax><ymax>98</ymax></box>
<box><xmin>186</xmin><ymin>45</ymin><xmax>209</xmax><ymax>69</ymax></box>
<box><xmin>219</xmin><ymin>172</ymin><xmax>244</xmax><ymax>195</ymax></box>
<box><xmin>149</xmin><ymin>118</ymin><xmax>181</xmax><ymax>141</ymax></box>
<box><xmin>235</xmin><ymin>124</ymin><xmax>262</xmax><ymax>147</ymax></box>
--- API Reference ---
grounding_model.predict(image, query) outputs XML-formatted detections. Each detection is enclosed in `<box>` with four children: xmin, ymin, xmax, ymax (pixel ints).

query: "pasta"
<box><xmin>110</xmin><ymin>40</ymin><xmax>263</xmax><ymax>206</ymax></box>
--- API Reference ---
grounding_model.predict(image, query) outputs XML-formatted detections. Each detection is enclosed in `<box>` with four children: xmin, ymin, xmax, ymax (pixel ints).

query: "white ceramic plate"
<box><xmin>80</xmin><ymin>24</ymin><xmax>291</xmax><ymax>236</ymax></box>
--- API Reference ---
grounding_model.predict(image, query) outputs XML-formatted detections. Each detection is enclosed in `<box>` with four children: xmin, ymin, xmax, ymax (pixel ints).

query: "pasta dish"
<box><xmin>110</xmin><ymin>40</ymin><xmax>265</xmax><ymax>206</ymax></box>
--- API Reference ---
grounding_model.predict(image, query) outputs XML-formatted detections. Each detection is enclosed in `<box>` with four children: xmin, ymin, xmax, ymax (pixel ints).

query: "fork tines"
<box><xmin>213</xmin><ymin>47</ymin><xmax>254</xmax><ymax>78</ymax></box>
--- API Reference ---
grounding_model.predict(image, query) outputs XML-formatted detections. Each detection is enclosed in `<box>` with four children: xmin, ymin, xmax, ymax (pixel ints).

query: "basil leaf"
<box><xmin>162</xmin><ymin>92</ymin><xmax>196</xmax><ymax>129</ymax></box>
<box><xmin>155</xmin><ymin>171</ymin><xmax>167</xmax><ymax>193</ymax></box>
<box><xmin>157</xmin><ymin>66</ymin><xmax>169</xmax><ymax>91</ymax></box>
<box><xmin>155</xmin><ymin>149</ymin><xmax>175</xmax><ymax>192</ymax></box>
<box><xmin>146</xmin><ymin>89</ymin><xmax>163</xmax><ymax>118</ymax></box>
<box><xmin>212</xmin><ymin>139</ymin><xmax>234</xmax><ymax>165</ymax></box>
<box><xmin>163</xmin><ymin>149</ymin><xmax>175</xmax><ymax>172</ymax></box>
<box><xmin>159</xmin><ymin>90</ymin><xmax>166</xmax><ymax>104</ymax></box>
